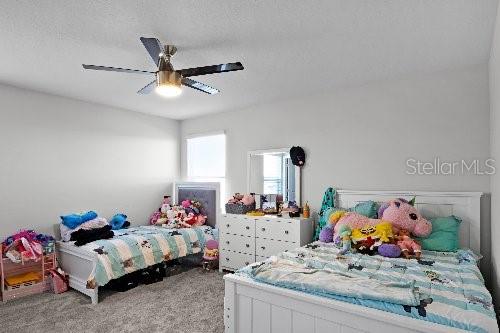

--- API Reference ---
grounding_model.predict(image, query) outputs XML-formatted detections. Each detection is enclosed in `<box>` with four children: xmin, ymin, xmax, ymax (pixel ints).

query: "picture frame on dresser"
<box><xmin>219</xmin><ymin>214</ymin><xmax>314</xmax><ymax>272</ymax></box>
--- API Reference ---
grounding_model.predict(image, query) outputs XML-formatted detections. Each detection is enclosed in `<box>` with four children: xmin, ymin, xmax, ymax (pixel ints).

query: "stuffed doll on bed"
<box><xmin>149</xmin><ymin>196</ymin><xmax>207</xmax><ymax>228</ymax></box>
<box><xmin>319</xmin><ymin>198</ymin><xmax>431</xmax><ymax>258</ymax></box>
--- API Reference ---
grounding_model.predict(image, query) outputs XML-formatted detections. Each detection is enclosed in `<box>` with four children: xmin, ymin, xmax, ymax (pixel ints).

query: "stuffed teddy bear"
<box><xmin>333</xmin><ymin>198</ymin><xmax>431</xmax><ymax>238</ymax></box>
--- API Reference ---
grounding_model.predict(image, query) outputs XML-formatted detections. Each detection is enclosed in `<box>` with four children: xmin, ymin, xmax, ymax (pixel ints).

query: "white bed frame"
<box><xmin>224</xmin><ymin>190</ymin><xmax>483</xmax><ymax>333</ymax></box>
<box><xmin>57</xmin><ymin>181</ymin><xmax>220</xmax><ymax>304</ymax></box>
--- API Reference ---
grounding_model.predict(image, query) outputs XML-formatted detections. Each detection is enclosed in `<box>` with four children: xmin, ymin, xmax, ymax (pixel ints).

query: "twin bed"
<box><xmin>224</xmin><ymin>190</ymin><xmax>498</xmax><ymax>333</ymax></box>
<box><xmin>56</xmin><ymin>182</ymin><xmax>220</xmax><ymax>304</ymax></box>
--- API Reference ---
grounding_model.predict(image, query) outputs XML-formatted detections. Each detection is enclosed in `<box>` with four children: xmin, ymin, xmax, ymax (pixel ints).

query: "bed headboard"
<box><xmin>336</xmin><ymin>190</ymin><xmax>482</xmax><ymax>254</ymax></box>
<box><xmin>174</xmin><ymin>182</ymin><xmax>220</xmax><ymax>228</ymax></box>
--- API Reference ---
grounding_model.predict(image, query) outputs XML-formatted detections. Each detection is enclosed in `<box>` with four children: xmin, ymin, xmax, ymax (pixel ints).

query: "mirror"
<box><xmin>247</xmin><ymin>148</ymin><xmax>301</xmax><ymax>205</ymax></box>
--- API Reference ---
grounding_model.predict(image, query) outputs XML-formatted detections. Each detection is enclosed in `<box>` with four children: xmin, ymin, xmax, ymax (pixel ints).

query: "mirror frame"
<box><xmin>246</xmin><ymin>147</ymin><xmax>301</xmax><ymax>205</ymax></box>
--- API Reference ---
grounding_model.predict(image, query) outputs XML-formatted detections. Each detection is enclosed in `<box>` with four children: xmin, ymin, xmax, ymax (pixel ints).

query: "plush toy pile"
<box><xmin>2</xmin><ymin>230</ymin><xmax>55</xmax><ymax>263</ymax></box>
<box><xmin>149</xmin><ymin>196</ymin><xmax>207</xmax><ymax>228</ymax></box>
<box><xmin>319</xmin><ymin>198</ymin><xmax>432</xmax><ymax>259</ymax></box>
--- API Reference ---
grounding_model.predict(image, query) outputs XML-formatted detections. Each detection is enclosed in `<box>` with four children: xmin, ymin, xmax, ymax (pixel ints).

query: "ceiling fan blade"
<box><xmin>179</xmin><ymin>62</ymin><xmax>244</xmax><ymax>77</ymax></box>
<box><xmin>182</xmin><ymin>78</ymin><xmax>219</xmax><ymax>95</ymax></box>
<box><xmin>82</xmin><ymin>64</ymin><xmax>155</xmax><ymax>75</ymax></box>
<box><xmin>137</xmin><ymin>80</ymin><xmax>157</xmax><ymax>94</ymax></box>
<box><xmin>140</xmin><ymin>37</ymin><xmax>163</xmax><ymax>67</ymax></box>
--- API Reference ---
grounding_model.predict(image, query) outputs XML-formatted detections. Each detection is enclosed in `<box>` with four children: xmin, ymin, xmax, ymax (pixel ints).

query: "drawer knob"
<box><xmin>285</xmin><ymin>230</ymin><xmax>289</xmax><ymax>234</ymax></box>
<box><xmin>246</xmin><ymin>244</ymin><xmax>250</xmax><ymax>248</ymax></box>
<box><xmin>226</xmin><ymin>257</ymin><xmax>230</xmax><ymax>261</ymax></box>
<box><xmin>246</xmin><ymin>226</ymin><xmax>250</xmax><ymax>230</ymax></box>
<box><xmin>226</xmin><ymin>224</ymin><xmax>230</xmax><ymax>228</ymax></box>
<box><xmin>226</xmin><ymin>241</ymin><xmax>230</xmax><ymax>245</ymax></box>
<box><xmin>245</xmin><ymin>262</ymin><xmax>249</xmax><ymax>265</ymax></box>
<box><xmin>261</xmin><ymin>246</ymin><xmax>266</xmax><ymax>250</ymax></box>
<box><xmin>261</xmin><ymin>228</ymin><xmax>266</xmax><ymax>231</ymax></box>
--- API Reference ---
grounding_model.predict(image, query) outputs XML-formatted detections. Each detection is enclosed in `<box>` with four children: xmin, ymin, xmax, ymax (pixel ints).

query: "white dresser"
<box><xmin>219</xmin><ymin>214</ymin><xmax>314</xmax><ymax>272</ymax></box>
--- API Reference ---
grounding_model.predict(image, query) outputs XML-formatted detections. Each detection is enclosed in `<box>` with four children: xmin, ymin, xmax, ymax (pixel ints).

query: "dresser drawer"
<box><xmin>220</xmin><ymin>233</ymin><xmax>254</xmax><ymax>254</ymax></box>
<box><xmin>220</xmin><ymin>249</ymin><xmax>254</xmax><ymax>270</ymax></box>
<box><xmin>220</xmin><ymin>215</ymin><xmax>254</xmax><ymax>237</ymax></box>
<box><xmin>255</xmin><ymin>219</ymin><xmax>299</xmax><ymax>241</ymax></box>
<box><xmin>255</xmin><ymin>238</ymin><xmax>297</xmax><ymax>258</ymax></box>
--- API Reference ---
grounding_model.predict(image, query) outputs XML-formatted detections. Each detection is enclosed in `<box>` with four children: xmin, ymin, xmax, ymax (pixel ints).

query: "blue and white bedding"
<box><xmin>81</xmin><ymin>225</ymin><xmax>215</xmax><ymax>287</ymax></box>
<box><xmin>237</xmin><ymin>242</ymin><xmax>498</xmax><ymax>333</ymax></box>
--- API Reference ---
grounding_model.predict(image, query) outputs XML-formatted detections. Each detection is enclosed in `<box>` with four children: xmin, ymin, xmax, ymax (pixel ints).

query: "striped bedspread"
<box><xmin>80</xmin><ymin>225</ymin><xmax>214</xmax><ymax>287</ymax></box>
<box><xmin>237</xmin><ymin>242</ymin><xmax>498</xmax><ymax>333</ymax></box>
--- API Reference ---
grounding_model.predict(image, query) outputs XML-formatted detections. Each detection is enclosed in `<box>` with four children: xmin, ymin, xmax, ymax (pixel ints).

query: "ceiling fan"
<box><xmin>82</xmin><ymin>37</ymin><xmax>244</xmax><ymax>97</ymax></box>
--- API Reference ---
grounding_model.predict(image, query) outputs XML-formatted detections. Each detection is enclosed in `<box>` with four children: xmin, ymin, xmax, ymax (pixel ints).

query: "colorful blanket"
<box><xmin>237</xmin><ymin>242</ymin><xmax>498</xmax><ymax>333</ymax></box>
<box><xmin>81</xmin><ymin>225</ymin><xmax>215</xmax><ymax>287</ymax></box>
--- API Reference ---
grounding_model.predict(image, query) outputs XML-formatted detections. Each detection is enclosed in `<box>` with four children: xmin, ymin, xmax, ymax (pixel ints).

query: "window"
<box><xmin>186</xmin><ymin>132</ymin><xmax>226</xmax><ymax>200</ymax></box>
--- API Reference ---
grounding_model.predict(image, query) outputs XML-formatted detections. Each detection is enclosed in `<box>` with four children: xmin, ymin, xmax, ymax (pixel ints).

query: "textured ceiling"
<box><xmin>0</xmin><ymin>0</ymin><xmax>498</xmax><ymax>119</ymax></box>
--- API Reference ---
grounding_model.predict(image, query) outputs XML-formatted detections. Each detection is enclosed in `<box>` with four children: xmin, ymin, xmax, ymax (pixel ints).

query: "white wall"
<box><xmin>0</xmin><ymin>84</ymin><xmax>179</xmax><ymax>237</ymax></box>
<box><xmin>181</xmin><ymin>65</ymin><xmax>492</xmax><ymax>283</ymax></box>
<box><xmin>489</xmin><ymin>1</ymin><xmax>500</xmax><ymax>313</ymax></box>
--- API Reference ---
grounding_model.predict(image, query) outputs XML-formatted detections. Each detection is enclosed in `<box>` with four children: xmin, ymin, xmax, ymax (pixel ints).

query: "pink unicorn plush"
<box><xmin>333</xmin><ymin>198</ymin><xmax>432</xmax><ymax>238</ymax></box>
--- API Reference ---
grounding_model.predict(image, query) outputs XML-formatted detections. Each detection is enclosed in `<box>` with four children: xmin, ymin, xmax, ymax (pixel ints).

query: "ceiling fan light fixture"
<box><xmin>156</xmin><ymin>70</ymin><xmax>182</xmax><ymax>97</ymax></box>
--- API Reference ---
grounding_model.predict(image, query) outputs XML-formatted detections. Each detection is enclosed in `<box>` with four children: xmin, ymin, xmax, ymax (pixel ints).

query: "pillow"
<box><xmin>60</xmin><ymin>211</ymin><xmax>98</xmax><ymax>229</ymax></box>
<box><xmin>351</xmin><ymin>200</ymin><xmax>379</xmax><ymax>218</ymax></box>
<box><xmin>418</xmin><ymin>215</ymin><xmax>461</xmax><ymax>252</ymax></box>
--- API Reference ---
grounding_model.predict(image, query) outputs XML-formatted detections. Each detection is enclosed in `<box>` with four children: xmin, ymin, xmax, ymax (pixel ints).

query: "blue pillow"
<box><xmin>351</xmin><ymin>200</ymin><xmax>379</xmax><ymax>218</ymax></box>
<box><xmin>418</xmin><ymin>216</ymin><xmax>461</xmax><ymax>252</ymax></box>
<box><xmin>60</xmin><ymin>211</ymin><xmax>98</xmax><ymax>229</ymax></box>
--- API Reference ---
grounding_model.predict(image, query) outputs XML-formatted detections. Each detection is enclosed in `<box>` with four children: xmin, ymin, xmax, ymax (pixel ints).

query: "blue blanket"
<box><xmin>237</xmin><ymin>242</ymin><xmax>498</xmax><ymax>333</ymax></box>
<box><xmin>81</xmin><ymin>225</ymin><xmax>215</xmax><ymax>287</ymax></box>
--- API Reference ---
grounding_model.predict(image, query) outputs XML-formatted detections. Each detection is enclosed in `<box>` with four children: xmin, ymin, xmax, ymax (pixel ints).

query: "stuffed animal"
<box><xmin>181</xmin><ymin>199</ymin><xmax>191</xmax><ymax>209</ymax></box>
<box><xmin>378</xmin><ymin>243</ymin><xmax>402</xmax><ymax>258</ymax></box>
<box><xmin>333</xmin><ymin>198</ymin><xmax>431</xmax><ymax>238</ymax></box>
<box><xmin>109</xmin><ymin>213</ymin><xmax>128</xmax><ymax>230</ymax></box>
<box><xmin>351</xmin><ymin>222</ymin><xmax>393</xmax><ymax>244</ymax></box>
<box><xmin>378</xmin><ymin>198</ymin><xmax>431</xmax><ymax>236</ymax></box>
<box><xmin>396</xmin><ymin>229</ymin><xmax>422</xmax><ymax>259</ymax></box>
<box><xmin>337</xmin><ymin>225</ymin><xmax>352</xmax><ymax>255</ymax></box>
<box><xmin>319</xmin><ymin>225</ymin><xmax>334</xmax><ymax>243</ymax></box>
<box><xmin>241</xmin><ymin>194</ymin><xmax>255</xmax><ymax>206</ymax></box>
<box><xmin>160</xmin><ymin>196</ymin><xmax>172</xmax><ymax>214</ymax></box>
<box><xmin>183</xmin><ymin>212</ymin><xmax>197</xmax><ymax>226</ymax></box>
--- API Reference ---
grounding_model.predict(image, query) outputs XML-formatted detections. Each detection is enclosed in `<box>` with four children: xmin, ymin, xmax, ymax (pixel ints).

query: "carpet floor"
<box><xmin>0</xmin><ymin>262</ymin><xmax>226</xmax><ymax>333</ymax></box>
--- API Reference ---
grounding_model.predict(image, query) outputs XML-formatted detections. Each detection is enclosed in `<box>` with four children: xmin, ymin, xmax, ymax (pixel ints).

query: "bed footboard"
<box><xmin>57</xmin><ymin>242</ymin><xmax>98</xmax><ymax>304</ymax></box>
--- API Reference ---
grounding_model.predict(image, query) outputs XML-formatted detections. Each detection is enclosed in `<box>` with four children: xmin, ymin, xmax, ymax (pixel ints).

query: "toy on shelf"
<box><xmin>1</xmin><ymin>252</ymin><xmax>57</xmax><ymax>302</ymax></box>
<box><xmin>1</xmin><ymin>230</ymin><xmax>58</xmax><ymax>302</ymax></box>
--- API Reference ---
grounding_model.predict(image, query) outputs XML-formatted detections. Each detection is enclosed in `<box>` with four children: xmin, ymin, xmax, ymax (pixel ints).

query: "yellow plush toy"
<box><xmin>351</xmin><ymin>222</ymin><xmax>394</xmax><ymax>255</ymax></box>
<box><xmin>351</xmin><ymin>222</ymin><xmax>393</xmax><ymax>243</ymax></box>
